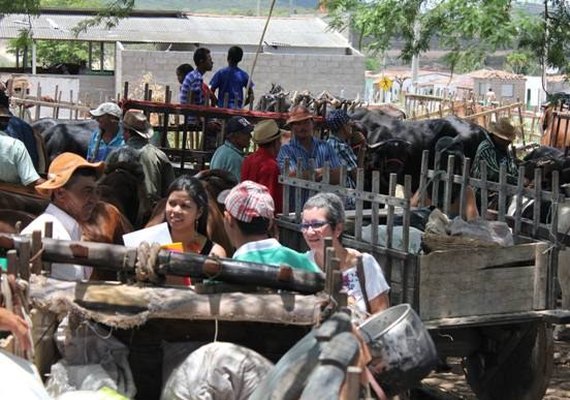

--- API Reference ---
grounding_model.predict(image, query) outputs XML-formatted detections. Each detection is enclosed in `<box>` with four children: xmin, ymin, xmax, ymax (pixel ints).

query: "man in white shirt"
<box><xmin>22</xmin><ymin>152</ymin><xmax>104</xmax><ymax>281</ymax></box>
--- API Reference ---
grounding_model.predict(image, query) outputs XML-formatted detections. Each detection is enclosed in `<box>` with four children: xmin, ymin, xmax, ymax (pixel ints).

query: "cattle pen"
<box><xmin>276</xmin><ymin>150</ymin><xmax>570</xmax><ymax>400</ymax></box>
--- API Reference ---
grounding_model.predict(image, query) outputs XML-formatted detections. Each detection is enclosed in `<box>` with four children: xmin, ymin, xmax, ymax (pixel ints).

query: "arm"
<box><xmin>209</xmin><ymin>243</ymin><xmax>226</xmax><ymax>258</ymax></box>
<box><xmin>465</xmin><ymin>186</ymin><xmax>480</xmax><ymax>221</ymax></box>
<box><xmin>0</xmin><ymin>308</ymin><xmax>31</xmax><ymax>352</ymax></box>
<box><xmin>14</xmin><ymin>140</ymin><xmax>41</xmax><ymax>187</ymax></box>
<box><xmin>368</xmin><ymin>292</ymin><xmax>390</xmax><ymax>314</ymax></box>
<box><xmin>179</xmin><ymin>74</ymin><xmax>192</xmax><ymax>104</ymax></box>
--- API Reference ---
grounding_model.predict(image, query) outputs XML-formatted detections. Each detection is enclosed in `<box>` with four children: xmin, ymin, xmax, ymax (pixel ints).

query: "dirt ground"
<box><xmin>421</xmin><ymin>340</ymin><xmax>570</xmax><ymax>399</ymax></box>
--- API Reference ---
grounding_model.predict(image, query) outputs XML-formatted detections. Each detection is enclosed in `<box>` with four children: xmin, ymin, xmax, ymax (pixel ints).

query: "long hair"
<box><xmin>167</xmin><ymin>175</ymin><xmax>209</xmax><ymax>236</ymax></box>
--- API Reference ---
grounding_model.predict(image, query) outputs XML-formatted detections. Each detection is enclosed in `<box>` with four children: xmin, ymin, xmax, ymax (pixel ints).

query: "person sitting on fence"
<box><xmin>209</xmin><ymin>46</ymin><xmax>254</xmax><ymax>109</ymax></box>
<box><xmin>86</xmin><ymin>102</ymin><xmax>124</xmax><ymax>162</ymax></box>
<box><xmin>326</xmin><ymin>109</ymin><xmax>359</xmax><ymax>209</ymax></box>
<box><xmin>471</xmin><ymin>117</ymin><xmax>519</xmax><ymax>186</ymax></box>
<box><xmin>411</xmin><ymin>136</ymin><xmax>479</xmax><ymax>221</ymax></box>
<box><xmin>241</xmin><ymin>119</ymin><xmax>284</xmax><ymax>214</ymax></box>
<box><xmin>0</xmin><ymin>110</ymin><xmax>43</xmax><ymax>188</ymax></box>
<box><xmin>302</xmin><ymin>192</ymin><xmax>390</xmax><ymax>321</ymax></box>
<box><xmin>21</xmin><ymin>152</ymin><xmax>104</xmax><ymax>281</ymax></box>
<box><xmin>0</xmin><ymin>91</ymin><xmax>39</xmax><ymax>169</ymax></box>
<box><xmin>5</xmin><ymin>77</ymin><xmax>33</xmax><ymax>123</ymax></box>
<box><xmin>277</xmin><ymin>106</ymin><xmax>341</xmax><ymax>207</ymax></box>
<box><xmin>210</xmin><ymin>116</ymin><xmax>254</xmax><ymax>182</ymax></box>
<box><xmin>112</xmin><ymin>110</ymin><xmax>175</xmax><ymax>209</ymax></box>
<box><xmin>221</xmin><ymin>180</ymin><xmax>320</xmax><ymax>272</ymax></box>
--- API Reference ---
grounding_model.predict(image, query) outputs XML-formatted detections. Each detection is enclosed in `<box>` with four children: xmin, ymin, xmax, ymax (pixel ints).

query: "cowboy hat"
<box><xmin>286</xmin><ymin>106</ymin><xmax>313</xmax><ymax>126</ymax></box>
<box><xmin>488</xmin><ymin>118</ymin><xmax>518</xmax><ymax>142</ymax></box>
<box><xmin>36</xmin><ymin>152</ymin><xmax>104</xmax><ymax>194</ymax></box>
<box><xmin>123</xmin><ymin>110</ymin><xmax>154</xmax><ymax>139</ymax></box>
<box><xmin>253</xmin><ymin>119</ymin><xmax>283</xmax><ymax>145</ymax></box>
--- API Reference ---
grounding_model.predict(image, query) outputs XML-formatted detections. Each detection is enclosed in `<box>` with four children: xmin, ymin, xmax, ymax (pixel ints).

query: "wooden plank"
<box><xmin>371</xmin><ymin>170</ymin><xmax>380</xmax><ymax>246</ymax></box>
<box><xmin>355</xmin><ymin>169</ymin><xmax>364</xmax><ymax>242</ymax></box>
<box><xmin>386</xmin><ymin>174</ymin><xmax>397</xmax><ymax>249</ymax></box>
<box><xmin>419</xmin><ymin>243</ymin><xmax>542</xmax><ymax>319</ymax></box>
<box><xmin>533</xmin><ymin>242</ymin><xmax>548</xmax><ymax>310</ymax></box>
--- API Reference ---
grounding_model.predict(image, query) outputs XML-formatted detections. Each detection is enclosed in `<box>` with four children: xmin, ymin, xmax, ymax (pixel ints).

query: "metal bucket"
<box><xmin>358</xmin><ymin>303</ymin><xmax>438</xmax><ymax>395</ymax></box>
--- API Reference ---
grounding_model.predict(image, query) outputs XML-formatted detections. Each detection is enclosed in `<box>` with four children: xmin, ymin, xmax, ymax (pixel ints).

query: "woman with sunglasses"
<box><xmin>301</xmin><ymin>193</ymin><xmax>390</xmax><ymax>319</ymax></box>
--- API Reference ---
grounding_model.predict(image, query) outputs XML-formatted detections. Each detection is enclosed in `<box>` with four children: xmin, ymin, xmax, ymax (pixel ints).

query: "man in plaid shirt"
<box><xmin>326</xmin><ymin>109</ymin><xmax>358</xmax><ymax>208</ymax></box>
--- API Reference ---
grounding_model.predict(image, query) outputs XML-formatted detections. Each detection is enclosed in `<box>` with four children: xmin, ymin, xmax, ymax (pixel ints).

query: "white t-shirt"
<box><xmin>307</xmin><ymin>251</ymin><xmax>390</xmax><ymax>314</ymax></box>
<box><xmin>21</xmin><ymin>203</ymin><xmax>92</xmax><ymax>281</ymax></box>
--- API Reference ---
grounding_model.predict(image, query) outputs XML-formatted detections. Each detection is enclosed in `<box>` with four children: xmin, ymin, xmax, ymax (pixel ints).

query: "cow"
<box><xmin>32</xmin><ymin>118</ymin><xmax>97</xmax><ymax>163</ymax></box>
<box><xmin>352</xmin><ymin>108</ymin><xmax>488</xmax><ymax>193</ymax></box>
<box><xmin>539</xmin><ymin>94</ymin><xmax>570</xmax><ymax>152</ymax></box>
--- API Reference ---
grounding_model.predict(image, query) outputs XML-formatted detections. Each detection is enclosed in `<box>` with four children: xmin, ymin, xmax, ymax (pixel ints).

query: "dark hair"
<box><xmin>176</xmin><ymin>63</ymin><xmax>194</xmax><ymax>83</ymax></box>
<box><xmin>65</xmin><ymin>168</ymin><xmax>99</xmax><ymax>189</ymax></box>
<box><xmin>236</xmin><ymin>217</ymin><xmax>270</xmax><ymax>235</ymax></box>
<box><xmin>167</xmin><ymin>175</ymin><xmax>209</xmax><ymax>236</ymax></box>
<box><xmin>0</xmin><ymin>91</ymin><xmax>9</xmax><ymax>109</ymax></box>
<box><xmin>228</xmin><ymin>46</ymin><xmax>243</xmax><ymax>64</ymax></box>
<box><xmin>193</xmin><ymin>48</ymin><xmax>211</xmax><ymax>66</ymax></box>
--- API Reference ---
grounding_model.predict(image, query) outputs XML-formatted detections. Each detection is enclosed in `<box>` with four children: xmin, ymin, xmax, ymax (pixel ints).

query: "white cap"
<box><xmin>90</xmin><ymin>102</ymin><xmax>122</xmax><ymax>119</ymax></box>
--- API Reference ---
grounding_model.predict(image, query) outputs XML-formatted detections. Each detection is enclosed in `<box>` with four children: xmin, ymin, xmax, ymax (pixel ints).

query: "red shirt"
<box><xmin>241</xmin><ymin>147</ymin><xmax>283</xmax><ymax>214</ymax></box>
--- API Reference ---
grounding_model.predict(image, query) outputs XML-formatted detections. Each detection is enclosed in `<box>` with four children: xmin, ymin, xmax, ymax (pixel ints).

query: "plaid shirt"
<box><xmin>277</xmin><ymin>136</ymin><xmax>341</xmax><ymax>172</ymax></box>
<box><xmin>471</xmin><ymin>134</ymin><xmax>518</xmax><ymax>184</ymax></box>
<box><xmin>179</xmin><ymin>69</ymin><xmax>204</xmax><ymax>105</ymax></box>
<box><xmin>327</xmin><ymin>135</ymin><xmax>357</xmax><ymax>188</ymax></box>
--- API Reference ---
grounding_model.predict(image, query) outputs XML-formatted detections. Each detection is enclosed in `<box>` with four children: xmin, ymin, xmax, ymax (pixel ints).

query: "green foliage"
<box><xmin>323</xmin><ymin>0</ymin><xmax>570</xmax><ymax>76</ymax></box>
<box><xmin>365</xmin><ymin>56</ymin><xmax>380</xmax><ymax>71</ymax></box>
<box><xmin>8</xmin><ymin>38</ymin><xmax>101</xmax><ymax>67</ymax></box>
<box><xmin>505</xmin><ymin>50</ymin><xmax>540</xmax><ymax>75</ymax></box>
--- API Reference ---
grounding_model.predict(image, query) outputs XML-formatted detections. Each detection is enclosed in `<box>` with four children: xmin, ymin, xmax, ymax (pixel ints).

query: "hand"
<box><xmin>0</xmin><ymin>308</ymin><xmax>32</xmax><ymax>352</ymax></box>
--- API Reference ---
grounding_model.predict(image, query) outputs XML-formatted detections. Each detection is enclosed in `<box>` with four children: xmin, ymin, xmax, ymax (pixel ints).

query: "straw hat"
<box><xmin>123</xmin><ymin>110</ymin><xmax>154</xmax><ymax>139</ymax></box>
<box><xmin>488</xmin><ymin>118</ymin><xmax>518</xmax><ymax>142</ymax></box>
<box><xmin>253</xmin><ymin>119</ymin><xmax>283</xmax><ymax>145</ymax></box>
<box><xmin>286</xmin><ymin>106</ymin><xmax>313</xmax><ymax>126</ymax></box>
<box><xmin>36</xmin><ymin>152</ymin><xmax>104</xmax><ymax>194</ymax></box>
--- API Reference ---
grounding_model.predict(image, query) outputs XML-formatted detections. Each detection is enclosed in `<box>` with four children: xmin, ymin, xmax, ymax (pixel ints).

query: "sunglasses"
<box><xmin>300</xmin><ymin>220</ymin><xmax>330</xmax><ymax>231</ymax></box>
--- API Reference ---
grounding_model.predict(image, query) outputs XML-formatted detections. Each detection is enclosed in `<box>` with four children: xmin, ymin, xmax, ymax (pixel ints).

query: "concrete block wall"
<box><xmin>474</xmin><ymin>78</ymin><xmax>526</xmax><ymax>103</ymax></box>
<box><xmin>119</xmin><ymin>49</ymin><xmax>365</xmax><ymax>104</ymax></box>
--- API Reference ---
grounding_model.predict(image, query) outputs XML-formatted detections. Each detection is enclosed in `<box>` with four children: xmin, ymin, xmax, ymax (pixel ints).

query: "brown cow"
<box><xmin>540</xmin><ymin>102</ymin><xmax>570</xmax><ymax>150</ymax></box>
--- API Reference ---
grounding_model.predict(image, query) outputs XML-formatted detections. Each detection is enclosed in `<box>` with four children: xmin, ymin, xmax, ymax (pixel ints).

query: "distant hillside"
<box><xmin>133</xmin><ymin>0</ymin><xmax>319</xmax><ymax>13</ymax></box>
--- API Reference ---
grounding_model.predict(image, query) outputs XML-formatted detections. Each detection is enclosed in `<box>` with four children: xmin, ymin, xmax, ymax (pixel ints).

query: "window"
<box><xmin>501</xmin><ymin>84</ymin><xmax>514</xmax><ymax>97</ymax></box>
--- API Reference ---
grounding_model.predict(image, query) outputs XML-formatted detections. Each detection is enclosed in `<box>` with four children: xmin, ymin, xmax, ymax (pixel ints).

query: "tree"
<box><xmin>321</xmin><ymin>0</ymin><xmax>570</xmax><ymax>77</ymax></box>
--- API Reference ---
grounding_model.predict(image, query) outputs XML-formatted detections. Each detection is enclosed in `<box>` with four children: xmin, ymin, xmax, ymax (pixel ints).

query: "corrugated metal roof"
<box><xmin>0</xmin><ymin>13</ymin><xmax>351</xmax><ymax>48</ymax></box>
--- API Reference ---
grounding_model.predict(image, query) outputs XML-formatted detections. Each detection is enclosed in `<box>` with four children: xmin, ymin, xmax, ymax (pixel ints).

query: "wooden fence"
<box><xmin>277</xmin><ymin>151</ymin><xmax>566</xmax><ymax>312</ymax></box>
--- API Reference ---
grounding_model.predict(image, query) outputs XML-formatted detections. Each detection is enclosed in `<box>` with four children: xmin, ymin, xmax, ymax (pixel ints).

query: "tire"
<box><xmin>464</xmin><ymin>322</ymin><xmax>553</xmax><ymax>400</ymax></box>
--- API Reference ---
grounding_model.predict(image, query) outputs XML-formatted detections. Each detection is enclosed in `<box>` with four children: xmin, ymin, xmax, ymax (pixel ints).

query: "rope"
<box><xmin>246</xmin><ymin>0</ymin><xmax>277</xmax><ymax>104</ymax></box>
<box><xmin>29</xmin><ymin>246</ymin><xmax>44</xmax><ymax>263</ymax></box>
<box><xmin>135</xmin><ymin>242</ymin><xmax>162</xmax><ymax>284</ymax></box>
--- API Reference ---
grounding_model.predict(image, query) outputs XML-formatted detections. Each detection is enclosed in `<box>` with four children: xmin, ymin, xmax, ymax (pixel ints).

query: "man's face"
<box><xmin>56</xmin><ymin>175</ymin><xmax>99</xmax><ymax>222</ymax></box>
<box><xmin>291</xmin><ymin>118</ymin><xmax>313</xmax><ymax>140</ymax></box>
<box><xmin>200</xmin><ymin>54</ymin><xmax>214</xmax><ymax>72</ymax></box>
<box><xmin>94</xmin><ymin>114</ymin><xmax>117</xmax><ymax>132</ymax></box>
<box><xmin>234</xmin><ymin>130</ymin><xmax>252</xmax><ymax>150</ymax></box>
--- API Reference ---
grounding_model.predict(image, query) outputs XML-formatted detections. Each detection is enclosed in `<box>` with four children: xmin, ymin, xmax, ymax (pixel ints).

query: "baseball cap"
<box><xmin>226</xmin><ymin>116</ymin><xmax>254</xmax><ymax>135</ymax></box>
<box><xmin>36</xmin><ymin>152</ymin><xmax>104</xmax><ymax>194</ymax></box>
<box><xmin>219</xmin><ymin>180</ymin><xmax>275</xmax><ymax>222</ymax></box>
<box><xmin>90</xmin><ymin>102</ymin><xmax>122</xmax><ymax>119</ymax></box>
<box><xmin>326</xmin><ymin>109</ymin><xmax>351</xmax><ymax>131</ymax></box>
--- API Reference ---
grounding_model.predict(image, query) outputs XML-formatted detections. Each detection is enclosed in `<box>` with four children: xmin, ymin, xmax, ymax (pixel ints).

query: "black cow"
<box><xmin>351</xmin><ymin>108</ymin><xmax>488</xmax><ymax>192</ymax></box>
<box><xmin>520</xmin><ymin>145</ymin><xmax>570</xmax><ymax>190</ymax></box>
<box><xmin>32</xmin><ymin>118</ymin><xmax>97</xmax><ymax>163</ymax></box>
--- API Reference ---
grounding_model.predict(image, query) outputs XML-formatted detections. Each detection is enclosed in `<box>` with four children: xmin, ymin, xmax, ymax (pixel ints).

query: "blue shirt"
<box><xmin>210</xmin><ymin>140</ymin><xmax>245</xmax><ymax>182</ymax></box>
<box><xmin>5</xmin><ymin>115</ymin><xmax>39</xmax><ymax>169</ymax></box>
<box><xmin>277</xmin><ymin>136</ymin><xmax>341</xmax><ymax>173</ymax></box>
<box><xmin>179</xmin><ymin>69</ymin><xmax>204</xmax><ymax>105</ymax></box>
<box><xmin>86</xmin><ymin>126</ymin><xmax>125</xmax><ymax>162</ymax></box>
<box><xmin>210</xmin><ymin>66</ymin><xmax>253</xmax><ymax>109</ymax></box>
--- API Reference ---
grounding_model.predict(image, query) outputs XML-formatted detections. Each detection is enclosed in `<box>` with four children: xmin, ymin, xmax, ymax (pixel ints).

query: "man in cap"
<box><xmin>111</xmin><ymin>110</ymin><xmax>174</xmax><ymax>208</ymax></box>
<box><xmin>210</xmin><ymin>116</ymin><xmax>254</xmax><ymax>181</ymax></box>
<box><xmin>222</xmin><ymin>180</ymin><xmax>320</xmax><ymax>272</ymax></box>
<box><xmin>22</xmin><ymin>153</ymin><xmax>104</xmax><ymax>281</ymax></box>
<box><xmin>326</xmin><ymin>109</ymin><xmax>359</xmax><ymax>208</ymax></box>
<box><xmin>0</xmin><ymin>109</ymin><xmax>43</xmax><ymax>187</ymax></box>
<box><xmin>0</xmin><ymin>90</ymin><xmax>39</xmax><ymax>169</ymax></box>
<box><xmin>241</xmin><ymin>119</ymin><xmax>284</xmax><ymax>214</ymax></box>
<box><xmin>471</xmin><ymin>117</ymin><xmax>519</xmax><ymax>185</ymax></box>
<box><xmin>86</xmin><ymin>102</ymin><xmax>124</xmax><ymax>162</ymax></box>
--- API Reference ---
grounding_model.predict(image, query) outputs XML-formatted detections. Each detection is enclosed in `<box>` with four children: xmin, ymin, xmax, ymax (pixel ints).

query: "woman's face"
<box><xmin>301</xmin><ymin>207</ymin><xmax>336</xmax><ymax>253</ymax></box>
<box><xmin>166</xmin><ymin>190</ymin><xmax>202</xmax><ymax>233</ymax></box>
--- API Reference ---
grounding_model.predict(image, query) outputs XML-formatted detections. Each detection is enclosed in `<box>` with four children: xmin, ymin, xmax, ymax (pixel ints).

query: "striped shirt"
<box><xmin>471</xmin><ymin>134</ymin><xmax>518</xmax><ymax>185</ymax></box>
<box><xmin>277</xmin><ymin>136</ymin><xmax>341</xmax><ymax>173</ymax></box>
<box><xmin>327</xmin><ymin>135</ymin><xmax>357</xmax><ymax>188</ymax></box>
<box><xmin>179</xmin><ymin>69</ymin><xmax>204</xmax><ymax>105</ymax></box>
